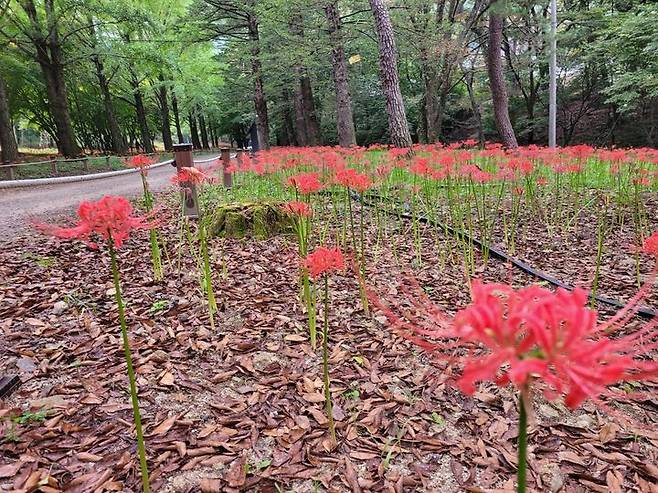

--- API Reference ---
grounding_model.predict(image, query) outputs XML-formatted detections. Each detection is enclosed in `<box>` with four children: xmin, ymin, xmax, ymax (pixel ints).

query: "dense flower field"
<box><xmin>1</xmin><ymin>143</ymin><xmax>658</xmax><ymax>492</ymax></box>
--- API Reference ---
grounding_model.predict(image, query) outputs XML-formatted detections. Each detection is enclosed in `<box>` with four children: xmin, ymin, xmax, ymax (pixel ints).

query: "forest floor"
<box><xmin>1</xmin><ymin>191</ymin><xmax>657</xmax><ymax>492</ymax></box>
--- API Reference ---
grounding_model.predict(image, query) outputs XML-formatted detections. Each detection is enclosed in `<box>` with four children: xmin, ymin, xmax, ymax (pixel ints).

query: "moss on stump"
<box><xmin>210</xmin><ymin>202</ymin><xmax>294</xmax><ymax>239</ymax></box>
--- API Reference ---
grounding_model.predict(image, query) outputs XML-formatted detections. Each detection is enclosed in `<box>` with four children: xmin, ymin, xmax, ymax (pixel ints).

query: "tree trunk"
<box><xmin>248</xmin><ymin>13</ymin><xmax>270</xmax><ymax>150</ymax></box>
<box><xmin>281</xmin><ymin>88</ymin><xmax>297</xmax><ymax>146</ymax></box>
<box><xmin>486</xmin><ymin>13</ymin><xmax>518</xmax><ymax>148</ymax></box>
<box><xmin>0</xmin><ymin>76</ymin><xmax>18</xmax><ymax>163</ymax></box>
<box><xmin>422</xmin><ymin>52</ymin><xmax>441</xmax><ymax>143</ymax></box>
<box><xmin>325</xmin><ymin>0</ymin><xmax>357</xmax><ymax>147</ymax></box>
<box><xmin>189</xmin><ymin>112</ymin><xmax>202</xmax><ymax>149</ymax></box>
<box><xmin>293</xmin><ymin>73</ymin><xmax>308</xmax><ymax>146</ymax></box>
<box><xmin>464</xmin><ymin>68</ymin><xmax>485</xmax><ymax>144</ymax></box>
<box><xmin>94</xmin><ymin>57</ymin><xmax>125</xmax><ymax>154</ymax></box>
<box><xmin>157</xmin><ymin>74</ymin><xmax>173</xmax><ymax>151</ymax></box>
<box><xmin>130</xmin><ymin>70</ymin><xmax>154</xmax><ymax>153</ymax></box>
<box><xmin>368</xmin><ymin>0</ymin><xmax>412</xmax><ymax>148</ymax></box>
<box><xmin>198</xmin><ymin>113</ymin><xmax>210</xmax><ymax>149</ymax></box>
<box><xmin>300</xmin><ymin>74</ymin><xmax>320</xmax><ymax>146</ymax></box>
<box><xmin>89</xmin><ymin>18</ymin><xmax>125</xmax><ymax>154</ymax></box>
<box><xmin>171</xmin><ymin>91</ymin><xmax>184</xmax><ymax>144</ymax></box>
<box><xmin>21</xmin><ymin>0</ymin><xmax>80</xmax><ymax>157</ymax></box>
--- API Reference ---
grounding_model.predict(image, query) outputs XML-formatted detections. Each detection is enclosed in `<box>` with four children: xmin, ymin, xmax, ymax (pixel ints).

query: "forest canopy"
<box><xmin>0</xmin><ymin>0</ymin><xmax>656</xmax><ymax>160</ymax></box>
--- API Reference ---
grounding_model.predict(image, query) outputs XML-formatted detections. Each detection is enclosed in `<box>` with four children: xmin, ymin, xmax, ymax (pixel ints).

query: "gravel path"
<box><xmin>0</xmin><ymin>153</ymin><xmax>219</xmax><ymax>241</ymax></box>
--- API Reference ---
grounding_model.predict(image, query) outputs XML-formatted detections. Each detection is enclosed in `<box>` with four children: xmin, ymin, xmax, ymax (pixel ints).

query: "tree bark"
<box><xmin>281</xmin><ymin>88</ymin><xmax>297</xmax><ymax>146</ymax></box>
<box><xmin>157</xmin><ymin>74</ymin><xmax>173</xmax><ymax>151</ymax></box>
<box><xmin>368</xmin><ymin>0</ymin><xmax>412</xmax><ymax>148</ymax></box>
<box><xmin>198</xmin><ymin>113</ymin><xmax>210</xmax><ymax>149</ymax></box>
<box><xmin>189</xmin><ymin>112</ymin><xmax>201</xmax><ymax>149</ymax></box>
<box><xmin>129</xmin><ymin>69</ymin><xmax>154</xmax><ymax>153</ymax></box>
<box><xmin>0</xmin><ymin>76</ymin><xmax>18</xmax><ymax>163</ymax></box>
<box><xmin>486</xmin><ymin>12</ymin><xmax>518</xmax><ymax>148</ymax></box>
<box><xmin>248</xmin><ymin>12</ymin><xmax>270</xmax><ymax>150</ymax></box>
<box><xmin>171</xmin><ymin>91</ymin><xmax>184</xmax><ymax>144</ymax></box>
<box><xmin>292</xmin><ymin>72</ymin><xmax>308</xmax><ymax>146</ymax></box>
<box><xmin>300</xmin><ymin>74</ymin><xmax>320</xmax><ymax>146</ymax></box>
<box><xmin>89</xmin><ymin>18</ymin><xmax>125</xmax><ymax>154</ymax></box>
<box><xmin>21</xmin><ymin>0</ymin><xmax>80</xmax><ymax>157</ymax></box>
<box><xmin>325</xmin><ymin>0</ymin><xmax>356</xmax><ymax>147</ymax></box>
<box><xmin>464</xmin><ymin>67</ymin><xmax>485</xmax><ymax>144</ymax></box>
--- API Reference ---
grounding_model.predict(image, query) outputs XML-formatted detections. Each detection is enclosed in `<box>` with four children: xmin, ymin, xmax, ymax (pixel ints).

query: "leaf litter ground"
<box><xmin>1</xmin><ymin>192</ymin><xmax>657</xmax><ymax>493</ymax></box>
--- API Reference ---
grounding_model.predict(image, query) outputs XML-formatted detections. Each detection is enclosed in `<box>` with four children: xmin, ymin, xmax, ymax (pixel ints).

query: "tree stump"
<box><xmin>209</xmin><ymin>202</ymin><xmax>294</xmax><ymax>239</ymax></box>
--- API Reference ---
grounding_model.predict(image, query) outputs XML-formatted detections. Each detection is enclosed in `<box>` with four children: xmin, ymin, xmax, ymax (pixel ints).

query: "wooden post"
<box><xmin>84</xmin><ymin>158</ymin><xmax>90</xmax><ymax>172</ymax></box>
<box><xmin>7</xmin><ymin>165</ymin><xmax>15</xmax><ymax>180</ymax></box>
<box><xmin>221</xmin><ymin>147</ymin><xmax>233</xmax><ymax>189</ymax></box>
<box><xmin>173</xmin><ymin>143</ymin><xmax>199</xmax><ymax>218</ymax></box>
<box><xmin>51</xmin><ymin>160</ymin><xmax>58</xmax><ymax>175</ymax></box>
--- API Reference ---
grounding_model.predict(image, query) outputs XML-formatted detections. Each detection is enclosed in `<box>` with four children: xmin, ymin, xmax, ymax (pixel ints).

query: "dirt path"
<box><xmin>0</xmin><ymin>154</ymin><xmax>219</xmax><ymax>240</ymax></box>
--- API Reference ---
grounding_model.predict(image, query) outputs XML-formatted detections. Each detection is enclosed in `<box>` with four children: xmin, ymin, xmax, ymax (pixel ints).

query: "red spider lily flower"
<box><xmin>409</xmin><ymin>157</ymin><xmax>433</xmax><ymax>178</ymax></box>
<box><xmin>303</xmin><ymin>247</ymin><xmax>345</xmax><ymax>279</ymax></box>
<box><xmin>36</xmin><ymin>195</ymin><xmax>156</xmax><ymax>249</ymax></box>
<box><xmin>335</xmin><ymin>168</ymin><xmax>372</xmax><ymax>193</ymax></box>
<box><xmin>282</xmin><ymin>201</ymin><xmax>312</xmax><ymax>218</ymax></box>
<box><xmin>171</xmin><ymin>167</ymin><xmax>209</xmax><ymax>186</ymax></box>
<box><xmin>286</xmin><ymin>172</ymin><xmax>323</xmax><ymax>194</ymax></box>
<box><xmin>126</xmin><ymin>154</ymin><xmax>154</xmax><ymax>169</ymax></box>
<box><xmin>369</xmin><ymin>274</ymin><xmax>658</xmax><ymax>410</ymax></box>
<box><xmin>643</xmin><ymin>232</ymin><xmax>658</xmax><ymax>257</ymax></box>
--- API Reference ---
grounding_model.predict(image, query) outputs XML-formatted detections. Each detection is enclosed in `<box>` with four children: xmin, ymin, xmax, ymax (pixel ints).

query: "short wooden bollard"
<box><xmin>173</xmin><ymin>143</ymin><xmax>200</xmax><ymax>218</ymax></box>
<box><xmin>51</xmin><ymin>161</ymin><xmax>58</xmax><ymax>175</ymax></box>
<box><xmin>221</xmin><ymin>147</ymin><xmax>233</xmax><ymax>189</ymax></box>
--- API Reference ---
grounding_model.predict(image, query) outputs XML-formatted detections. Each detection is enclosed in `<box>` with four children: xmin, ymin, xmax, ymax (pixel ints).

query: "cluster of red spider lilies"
<box><xmin>34</xmin><ymin>144</ymin><xmax>658</xmax><ymax>492</ymax></box>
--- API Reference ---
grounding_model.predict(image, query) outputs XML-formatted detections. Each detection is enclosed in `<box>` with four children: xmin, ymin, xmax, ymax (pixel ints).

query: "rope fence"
<box><xmin>0</xmin><ymin>147</ymin><xmax>233</xmax><ymax>181</ymax></box>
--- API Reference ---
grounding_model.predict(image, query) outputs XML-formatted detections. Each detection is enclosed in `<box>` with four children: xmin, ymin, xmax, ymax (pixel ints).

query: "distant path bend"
<box><xmin>0</xmin><ymin>153</ymin><xmax>220</xmax><ymax>240</ymax></box>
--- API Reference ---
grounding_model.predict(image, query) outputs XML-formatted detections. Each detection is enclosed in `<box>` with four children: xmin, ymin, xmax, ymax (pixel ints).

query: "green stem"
<box><xmin>199</xmin><ymin>222</ymin><xmax>216</xmax><ymax>329</ymax></box>
<box><xmin>517</xmin><ymin>390</ymin><xmax>528</xmax><ymax>493</ymax></box>
<box><xmin>322</xmin><ymin>276</ymin><xmax>336</xmax><ymax>444</ymax></box>
<box><xmin>108</xmin><ymin>239</ymin><xmax>150</xmax><ymax>493</ymax></box>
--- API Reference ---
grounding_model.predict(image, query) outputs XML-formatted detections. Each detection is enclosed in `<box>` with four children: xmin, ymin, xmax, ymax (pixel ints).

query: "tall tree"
<box><xmin>6</xmin><ymin>0</ymin><xmax>80</xmax><ymax>156</ymax></box>
<box><xmin>171</xmin><ymin>90</ymin><xmax>184</xmax><ymax>144</ymax></box>
<box><xmin>87</xmin><ymin>19</ymin><xmax>126</xmax><ymax>154</ymax></box>
<box><xmin>128</xmin><ymin>65</ymin><xmax>154</xmax><ymax>153</ymax></box>
<box><xmin>156</xmin><ymin>74</ymin><xmax>173</xmax><ymax>151</ymax></box>
<box><xmin>486</xmin><ymin>8</ymin><xmax>518</xmax><ymax>148</ymax></box>
<box><xmin>369</xmin><ymin>0</ymin><xmax>412</xmax><ymax>148</ymax></box>
<box><xmin>324</xmin><ymin>0</ymin><xmax>356</xmax><ymax>147</ymax></box>
<box><xmin>0</xmin><ymin>75</ymin><xmax>18</xmax><ymax>163</ymax></box>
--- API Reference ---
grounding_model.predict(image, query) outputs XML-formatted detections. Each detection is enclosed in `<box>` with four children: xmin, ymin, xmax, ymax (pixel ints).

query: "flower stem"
<box><xmin>108</xmin><ymin>239</ymin><xmax>150</xmax><ymax>493</ymax></box>
<box><xmin>517</xmin><ymin>391</ymin><xmax>528</xmax><ymax>493</ymax></box>
<box><xmin>199</xmin><ymin>222</ymin><xmax>216</xmax><ymax>329</ymax></box>
<box><xmin>322</xmin><ymin>276</ymin><xmax>336</xmax><ymax>444</ymax></box>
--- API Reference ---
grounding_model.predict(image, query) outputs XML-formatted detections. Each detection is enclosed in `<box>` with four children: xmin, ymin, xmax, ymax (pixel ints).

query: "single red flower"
<box><xmin>303</xmin><ymin>247</ymin><xmax>345</xmax><ymax>279</ymax></box>
<box><xmin>286</xmin><ymin>172</ymin><xmax>323</xmax><ymax>194</ymax></box>
<box><xmin>369</xmin><ymin>273</ymin><xmax>658</xmax><ymax>410</ymax></box>
<box><xmin>282</xmin><ymin>201</ymin><xmax>312</xmax><ymax>218</ymax></box>
<box><xmin>171</xmin><ymin>167</ymin><xmax>209</xmax><ymax>186</ymax></box>
<box><xmin>126</xmin><ymin>155</ymin><xmax>154</xmax><ymax>169</ymax></box>
<box><xmin>36</xmin><ymin>195</ymin><xmax>155</xmax><ymax>248</ymax></box>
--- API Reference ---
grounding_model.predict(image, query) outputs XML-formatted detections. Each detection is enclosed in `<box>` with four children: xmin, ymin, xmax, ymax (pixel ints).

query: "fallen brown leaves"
<box><xmin>0</xmin><ymin>195</ymin><xmax>657</xmax><ymax>492</ymax></box>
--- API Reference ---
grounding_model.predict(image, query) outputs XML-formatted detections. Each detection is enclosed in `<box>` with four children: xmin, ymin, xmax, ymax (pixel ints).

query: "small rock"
<box><xmin>52</xmin><ymin>301</ymin><xmax>67</xmax><ymax>315</ymax></box>
<box><xmin>16</xmin><ymin>357</ymin><xmax>36</xmax><ymax>374</ymax></box>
